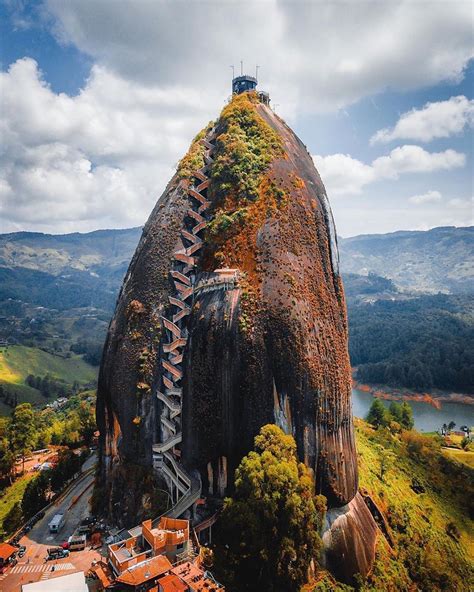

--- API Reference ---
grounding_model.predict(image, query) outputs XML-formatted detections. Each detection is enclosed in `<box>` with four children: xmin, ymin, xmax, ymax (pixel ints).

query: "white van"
<box><xmin>48</xmin><ymin>513</ymin><xmax>65</xmax><ymax>533</ymax></box>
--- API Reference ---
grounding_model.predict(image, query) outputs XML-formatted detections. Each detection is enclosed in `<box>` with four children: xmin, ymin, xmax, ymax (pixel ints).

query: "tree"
<box><xmin>22</xmin><ymin>472</ymin><xmax>49</xmax><ymax>518</ymax></box>
<box><xmin>447</xmin><ymin>421</ymin><xmax>456</xmax><ymax>433</ymax></box>
<box><xmin>400</xmin><ymin>402</ymin><xmax>414</xmax><ymax>430</ymax></box>
<box><xmin>214</xmin><ymin>424</ymin><xmax>326</xmax><ymax>591</ymax></box>
<box><xmin>366</xmin><ymin>398</ymin><xmax>389</xmax><ymax>429</ymax></box>
<box><xmin>3</xmin><ymin>502</ymin><xmax>23</xmax><ymax>535</ymax></box>
<box><xmin>0</xmin><ymin>437</ymin><xmax>15</xmax><ymax>483</ymax></box>
<box><xmin>8</xmin><ymin>403</ymin><xmax>36</xmax><ymax>473</ymax></box>
<box><xmin>50</xmin><ymin>449</ymin><xmax>82</xmax><ymax>492</ymax></box>
<box><xmin>77</xmin><ymin>402</ymin><xmax>96</xmax><ymax>445</ymax></box>
<box><xmin>389</xmin><ymin>402</ymin><xmax>403</xmax><ymax>424</ymax></box>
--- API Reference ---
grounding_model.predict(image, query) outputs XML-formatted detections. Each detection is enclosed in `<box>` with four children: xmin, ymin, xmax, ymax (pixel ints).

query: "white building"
<box><xmin>21</xmin><ymin>571</ymin><xmax>88</xmax><ymax>592</ymax></box>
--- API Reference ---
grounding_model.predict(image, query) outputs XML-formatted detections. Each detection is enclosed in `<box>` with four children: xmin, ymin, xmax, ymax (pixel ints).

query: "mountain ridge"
<box><xmin>1</xmin><ymin>225</ymin><xmax>471</xmax><ymax>295</ymax></box>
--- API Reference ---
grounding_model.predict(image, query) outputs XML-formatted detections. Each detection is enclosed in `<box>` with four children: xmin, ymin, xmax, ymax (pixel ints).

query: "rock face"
<box><xmin>96</xmin><ymin>91</ymin><xmax>376</xmax><ymax>581</ymax></box>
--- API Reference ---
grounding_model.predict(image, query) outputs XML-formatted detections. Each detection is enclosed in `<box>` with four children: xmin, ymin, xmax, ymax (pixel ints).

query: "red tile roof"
<box><xmin>116</xmin><ymin>554</ymin><xmax>172</xmax><ymax>586</ymax></box>
<box><xmin>0</xmin><ymin>543</ymin><xmax>16</xmax><ymax>561</ymax></box>
<box><xmin>158</xmin><ymin>573</ymin><xmax>188</xmax><ymax>591</ymax></box>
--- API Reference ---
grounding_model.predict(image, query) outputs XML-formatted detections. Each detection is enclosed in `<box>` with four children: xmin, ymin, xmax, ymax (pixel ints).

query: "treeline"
<box><xmin>366</xmin><ymin>399</ymin><xmax>414</xmax><ymax>430</ymax></box>
<box><xmin>348</xmin><ymin>294</ymin><xmax>474</xmax><ymax>392</ymax></box>
<box><xmin>0</xmin><ymin>385</ymin><xmax>18</xmax><ymax>409</ymax></box>
<box><xmin>70</xmin><ymin>340</ymin><xmax>103</xmax><ymax>366</ymax></box>
<box><xmin>0</xmin><ymin>267</ymin><xmax>117</xmax><ymax>312</ymax></box>
<box><xmin>25</xmin><ymin>374</ymin><xmax>69</xmax><ymax>397</ymax></box>
<box><xmin>342</xmin><ymin>271</ymin><xmax>397</xmax><ymax>297</ymax></box>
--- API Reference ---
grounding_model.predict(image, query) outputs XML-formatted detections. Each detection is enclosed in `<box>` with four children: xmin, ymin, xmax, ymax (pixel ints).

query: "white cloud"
<box><xmin>408</xmin><ymin>190</ymin><xmax>442</xmax><ymax>205</ymax></box>
<box><xmin>313</xmin><ymin>146</ymin><xmax>465</xmax><ymax>197</ymax></box>
<box><xmin>0</xmin><ymin>58</ymin><xmax>216</xmax><ymax>233</ymax></box>
<box><xmin>43</xmin><ymin>0</ymin><xmax>473</xmax><ymax>115</ymax></box>
<box><xmin>1</xmin><ymin>2</ymin><xmax>473</xmax><ymax>234</ymax></box>
<box><xmin>371</xmin><ymin>96</ymin><xmax>474</xmax><ymax>144</ymax></box>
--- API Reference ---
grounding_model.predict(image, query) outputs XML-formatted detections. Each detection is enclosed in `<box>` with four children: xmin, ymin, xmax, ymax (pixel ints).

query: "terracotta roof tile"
<box><xmin>116</xmin><ymin>554</ymin><xmax>172</xmax><ymax>585</ymax></box>
<box><xmin>158</xmin><ymin>573</ymin><xmax>188</xmax><ymax>591</ymax></box>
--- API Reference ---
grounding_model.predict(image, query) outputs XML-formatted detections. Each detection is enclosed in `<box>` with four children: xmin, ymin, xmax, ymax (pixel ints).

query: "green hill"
<box><xmin>0</xmin><ymin>345</ymin><xmax>97</xmax><ymax>414</ymax></box>
<box><xmin>309</xmin><ymin>419</ymin><xmax>473</xmax><ymax>591</ymax></box>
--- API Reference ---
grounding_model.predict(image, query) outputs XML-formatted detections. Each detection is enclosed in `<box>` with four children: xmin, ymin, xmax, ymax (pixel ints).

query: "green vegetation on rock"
<box><xmin>177</xmin><ymin>122</ymin><xmax>215</xmax><ymax>179</ymax></box>
<box><xmin>211</xmin><ymin>92</ymin><xmax>282</xmax><ymax>202</ymax></box>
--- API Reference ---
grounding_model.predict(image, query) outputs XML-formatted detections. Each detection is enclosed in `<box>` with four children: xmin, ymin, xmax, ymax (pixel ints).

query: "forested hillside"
<box><xmin>349</xmin><ymin>295</ymin><xmax>474</xmax><ymax>393</ymax></box>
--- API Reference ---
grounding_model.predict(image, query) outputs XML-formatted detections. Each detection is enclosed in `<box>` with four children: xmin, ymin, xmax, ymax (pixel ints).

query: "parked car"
<box><xmin>18</xmin><ymin>546</ymin><xmax>26</xmax><ymax>558</ymax></box>
<box><xmin>46</xmin><ymin>547</ymin><xmax>69</xmax><ymax>560</ymax></box>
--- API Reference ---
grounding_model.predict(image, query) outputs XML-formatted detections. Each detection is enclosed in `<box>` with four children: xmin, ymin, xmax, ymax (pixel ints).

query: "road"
<box><xmin>0</xmin><ymin>454</ymin><xmax>104</xmax><ymax>592</ymax></box>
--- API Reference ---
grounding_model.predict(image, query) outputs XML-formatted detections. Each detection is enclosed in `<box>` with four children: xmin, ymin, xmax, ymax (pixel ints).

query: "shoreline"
<box><xmin>352</xmin><ymin>380</ymin><xmax>474</xmax><ymax>408</ymax></box>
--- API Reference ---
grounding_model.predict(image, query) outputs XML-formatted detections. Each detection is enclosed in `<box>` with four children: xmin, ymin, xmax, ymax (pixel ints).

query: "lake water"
<box><xmin>351</xmin><ymin>388</ymin><xmax>474</xmax><ymax>432</ymax></box>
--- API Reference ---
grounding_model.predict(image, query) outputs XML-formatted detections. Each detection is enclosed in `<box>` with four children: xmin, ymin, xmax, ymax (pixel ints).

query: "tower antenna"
<box><xmin>240</xmin><ymin>60</ymin><xmax>243</xmax><ymax>76</ymax></box>
<box><xmin>256</xmin><ymin>65</ymin><xmax>260</xmax><ymax>80</ymax></box>
<box><xmin>230</xmin><ymin>65</ymin><xmax>235</xmax><ymax>79</ymax></box>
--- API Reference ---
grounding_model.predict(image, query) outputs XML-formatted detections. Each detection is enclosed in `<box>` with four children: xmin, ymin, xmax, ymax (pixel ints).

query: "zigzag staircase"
<box><xmin>152</xmin><ymin>131</ymin><xmax>216</xmax><ymax>518</ymax></box>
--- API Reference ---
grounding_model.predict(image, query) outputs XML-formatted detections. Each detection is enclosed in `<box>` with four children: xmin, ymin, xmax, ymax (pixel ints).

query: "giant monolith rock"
<box><xmin>95</xmin><ymin>90</ymin><xmax>377</xmax><ymax>582</ymax></box>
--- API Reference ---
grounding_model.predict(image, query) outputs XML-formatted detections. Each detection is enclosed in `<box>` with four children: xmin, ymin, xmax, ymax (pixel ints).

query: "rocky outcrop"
<box><xmin>95</xmin><ymin>91</ymin><xmax>376</xmax><ymax>581</ymax></box>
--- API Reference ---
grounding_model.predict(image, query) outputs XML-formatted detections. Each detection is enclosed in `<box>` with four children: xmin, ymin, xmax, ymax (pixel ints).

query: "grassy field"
<box><xmin>0</xmin><ymin>345</ymin><xmax>98</xmax><ymax>413</ymax></box>
<box><xmin>353</xmin><ymin>419</ymin><xmax>473</xmax><ymax>591</ymax></box>
<box><xmin>443</xmin><ymin>447</ymin><xmax>474</xmax><ymax>469</ymax></box>
<box><xmin>0</xmin><ymin>473</ymin><xmax>36</xmax><ymax>536</ymax></box>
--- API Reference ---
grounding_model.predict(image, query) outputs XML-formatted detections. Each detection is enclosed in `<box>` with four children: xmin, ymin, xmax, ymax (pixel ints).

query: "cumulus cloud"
<box><xmin>0</xmin><ymin>58</ymin><xmax>216</xmax><ymax>233</ymax></box>
<box><xmin>43</xmin><ymin>0</ymin><xmax>473</xmax><ymax>114</ymax></box>
<box><xmin>371</xmin><ymin>96</ymin><xmax>474</xmax><ymax>144</ymax></box>
<box><xmin>408</xmin><ymin>190</ymin><xmax>442</xmax><ymax>205</ymax></box>
<box><xmin>313</xmin><ymin>146</ymin><xmax>465</xmax><ymax>197</ymax></box>
<box><xmin>2</xmin><ymin>1</ymin><xmax>473</xmax><ymax>234</ymax></box>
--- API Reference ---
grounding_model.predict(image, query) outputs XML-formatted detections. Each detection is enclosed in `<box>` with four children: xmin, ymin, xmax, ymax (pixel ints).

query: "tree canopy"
<box><xmin>214</xmin><ymin>424</ymin><xmax>326</xmax><ymax>591</ymax></box>
<box><xmin>367</xmin><ymin>399</ymin><xmax>414</xmax><ymax>431</ymax></box>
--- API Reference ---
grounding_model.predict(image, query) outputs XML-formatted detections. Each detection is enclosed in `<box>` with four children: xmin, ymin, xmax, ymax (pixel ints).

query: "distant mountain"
<box><xmin>0</xmin><ymin>228</ymin><xmax>141</xmax><ymax>311</ymax></box>
<box><xmin>1</xmin><ymin>226</ymin><xmax>471</xmax><ymax>304</ymax></box>
<box><xmin>339</xmin><ymin>226</ymin><xmax>474</xmax><ymax>294</ymax></box>
<box><xmin>0</xmin><ymin>226</ymin><xmax>141</xmax><ymax>278</ymax></box>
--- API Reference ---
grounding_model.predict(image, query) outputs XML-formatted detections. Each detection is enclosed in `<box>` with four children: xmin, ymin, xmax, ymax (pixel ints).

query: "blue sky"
<box><xmin>0</xmin><ymin>0</ymin><xmax>472</xmax><ymax>237</ymax></box>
